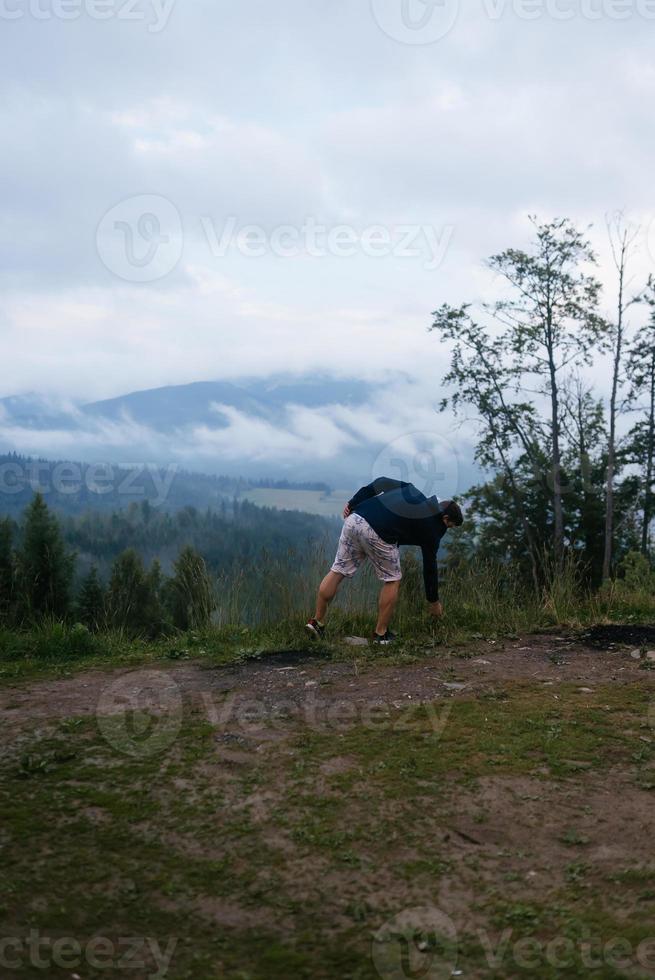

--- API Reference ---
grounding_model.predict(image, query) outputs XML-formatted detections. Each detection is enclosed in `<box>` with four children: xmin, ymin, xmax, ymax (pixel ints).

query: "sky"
<box><xmin>1</xmin><ymin>0</ymin><xmax>655</xmax><ymax>487</ymax></box>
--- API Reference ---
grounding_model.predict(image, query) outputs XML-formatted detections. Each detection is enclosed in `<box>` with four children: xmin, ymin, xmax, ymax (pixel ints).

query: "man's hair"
<box><xmin>440</xmin><ymin>499</ymin><xmax>464</xmax><ymax>527</ymax></box>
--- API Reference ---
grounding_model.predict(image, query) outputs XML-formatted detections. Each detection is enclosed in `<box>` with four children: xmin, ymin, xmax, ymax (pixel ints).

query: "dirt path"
<box><xmin>3</xmin><ymin>631</ymin><xmax>655</xmax><ymax>978</ymax></box>
<box><xmin>0</xmin><ymin>632</ymin><xmax>648</xmax><ymax>736</ymax></box>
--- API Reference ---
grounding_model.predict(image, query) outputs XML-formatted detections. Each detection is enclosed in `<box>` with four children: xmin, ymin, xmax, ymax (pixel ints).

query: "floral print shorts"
<box><xmin>331</xmin><ymin>513</ymin><xmax>402</xmax><ymax>583</ymax></box>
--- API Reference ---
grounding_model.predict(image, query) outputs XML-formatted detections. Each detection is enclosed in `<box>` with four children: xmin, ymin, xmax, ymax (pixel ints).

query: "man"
<box><xmin>306</xmin><ymin>476</ymin><xmax>463</xmax><ymax>645</ymax></box>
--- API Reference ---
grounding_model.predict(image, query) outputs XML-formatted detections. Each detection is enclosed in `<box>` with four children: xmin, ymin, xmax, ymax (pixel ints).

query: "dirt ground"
<box><xmin>0</xmin><ymin>631</ymin><xmax>650</xmax><ymax>735</ymax></box>
<box><xmin>2</xmin><ymin>631</ymin><xmax>655</xmax><ymax>979</ymax></box>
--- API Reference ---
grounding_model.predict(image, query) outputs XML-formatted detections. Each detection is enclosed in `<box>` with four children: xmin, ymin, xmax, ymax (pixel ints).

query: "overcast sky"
<box><xmin>2</xmin><ymin>0</ymin><xmax>654</xmax><ymax>417</ymax></box>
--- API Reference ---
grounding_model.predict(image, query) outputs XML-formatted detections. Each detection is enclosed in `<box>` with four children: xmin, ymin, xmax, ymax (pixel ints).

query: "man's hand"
<box><xmin>428</xmin><ymin>601</ymin><xmax>444</xmax><ymax>618</ymax></box>
<box><xmin>343</xmin><ymin>503</ymin><xmax>352</xmax><ymax>519</ymax></box>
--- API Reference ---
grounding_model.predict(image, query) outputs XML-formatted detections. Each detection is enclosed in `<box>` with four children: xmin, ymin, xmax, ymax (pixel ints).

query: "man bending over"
<box><xmin>306</xmin><ymin>476</ymin><xmax>463</xmax><ymax>645</ymax></box>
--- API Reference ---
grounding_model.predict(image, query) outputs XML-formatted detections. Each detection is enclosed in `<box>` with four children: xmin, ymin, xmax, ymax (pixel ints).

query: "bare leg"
<box><xmin>314</xmin><ymin>570</ymin><xmax>345</xmax><ymax>622</ymax></box>
<box><xmin>375</xmin><ymin>580</ymin><xmax>400</xmax><ymax>636</ymax></box>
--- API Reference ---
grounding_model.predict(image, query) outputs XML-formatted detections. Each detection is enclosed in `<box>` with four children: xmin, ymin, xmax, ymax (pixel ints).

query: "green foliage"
<box><xmin>63</xmin><ymin>497</ymin><xmax>339</xmax><ymax>586</ymax></box>
<box><xmin>617</xmin><ymin>550</ymin><xmax>655</xmax><ymax>592</ymax></box>
<box><xmin>624</xmin><ymin>292</ymin><xmax>655</xmax><ymax>554</ymax></box>
<box><xmin>15</xmin><ymin>493</ymin><xmax>75</xmax><ymax>622</ymax></box>
<box><xmin>0</xmin><ymin>452</ymin><xmax>329</xmax><ymax>518</ymax></box>
<box><xmin>0</xmin><ymin>619</ymin><xmax>103</xmax><ymax>662</ymax></box>
<box><xmin>431</xmin><ymin>217</ymin><xmax>654</xmax><ymax>581</ymax></box>
<box><xmin>106</xmin><ymin>549</ymin><xmax>168</xmax><ymax>638</ymax></box>
<box><xmin>76</xmin><ymin>565</ymin><xmax>105</xmax><ymax>631</ymax></box>
<box><xmin>0</xmin><ymin>517</ymin><xmax>16</xmax><ymax>624</ymax></box>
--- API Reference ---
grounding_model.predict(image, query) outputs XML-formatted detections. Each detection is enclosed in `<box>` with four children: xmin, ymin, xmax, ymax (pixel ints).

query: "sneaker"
<box><xmin>371</xmin><ymin>629</ymin><xmax>396</xmax><ymax>645</ymax></box>
<box><xmin>305</xmin><ymin>618</ymin><xmax>325</xmax><ymax>640</ymax></box>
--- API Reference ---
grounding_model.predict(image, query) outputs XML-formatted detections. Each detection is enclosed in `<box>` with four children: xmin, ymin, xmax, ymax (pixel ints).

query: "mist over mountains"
<box><xmin>0</xmin><ymin>373</ymin><xmax>480</xmax><ymax>497</ymax></box>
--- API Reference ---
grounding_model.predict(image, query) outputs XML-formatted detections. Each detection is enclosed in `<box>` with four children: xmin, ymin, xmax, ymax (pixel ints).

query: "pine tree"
<box><xmin>106</xmin><ymin>550</ymin><xmax>167</xmax><ymax>637</ymax></box>
<box><xmin>0</xmin><ymin>518</ymin><xmax>15</xmax><ymax>624</ymax></box>
<box><xmin>17</xmin><ymin>493</ymin><xmax>75</xmax><ymax>620</ymax></box>
<box><xmin>77</xmin><ymin>566</ymin><xmax>105</xmax><ymax>631</ymax></box>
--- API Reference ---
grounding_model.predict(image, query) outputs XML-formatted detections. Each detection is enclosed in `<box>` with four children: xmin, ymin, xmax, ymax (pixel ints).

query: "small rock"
<box><xmin>305</xmin><ymin>681</ymin><xmax>318</xmax><ymax>688</ymax></box>
<box><xmin>630</xmin><ymin>650</ymin><xmax>642</xmax><ymax>660</ymax></box>
<box><xmin>578</xmin><ymin>687</ymin><xmax>594</xmax><ymax>693</ymax></box>
<box><xmin>443</xmin><ymin>682</ymin><xmax>467</xmax><ymax>691</ymax></box>
<box><xmin>647</xmin><ymin>651</ymin><xmax>655</xmax><ymax>662</ymax></box>
<box><xmin>473</xmin><ymin>658</ymin><xmax>491</xmax><ymax>665</ymax></box>
<box><xmin>344</xmin><ymin>636</ymin><xmax>369</xmax><ymax>647</ymax></box>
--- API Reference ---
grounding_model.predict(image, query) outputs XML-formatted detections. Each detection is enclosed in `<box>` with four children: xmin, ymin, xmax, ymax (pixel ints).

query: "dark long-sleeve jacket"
<box><xmin>348</xmin><ymin>477</ymin><xmax>447</xmax><ymax>602</ymax></box>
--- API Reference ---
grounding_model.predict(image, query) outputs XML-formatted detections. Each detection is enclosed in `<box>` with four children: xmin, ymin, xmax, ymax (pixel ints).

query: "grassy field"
<box><xmin>239</xmin><ymin>488</ymin><xmax>351</xmax><ymax>518</ymax></box>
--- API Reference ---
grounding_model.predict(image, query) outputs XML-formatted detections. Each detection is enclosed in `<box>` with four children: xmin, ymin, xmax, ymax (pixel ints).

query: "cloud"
<box><xmin>0</xmin><ymin>373</ymin><xmax>479</xmax><ymax>495</ymax></box>
<box><xmin>1</xmin><ymin>0</ymin><xmax>654</xmax><ymax>463</ymax></box>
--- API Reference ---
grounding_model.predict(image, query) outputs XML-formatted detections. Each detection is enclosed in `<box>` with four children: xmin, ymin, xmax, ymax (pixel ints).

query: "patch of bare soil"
<box><xmin>167</xmin><ymin>759</ymin><xmax>655</xmax><ymax>953</ymax></box>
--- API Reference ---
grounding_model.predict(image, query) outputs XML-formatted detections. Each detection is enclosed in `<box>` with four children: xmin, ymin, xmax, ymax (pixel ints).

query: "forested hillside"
<box><xmin>0</xmin><ymin>493</ymin><xmax>341</xmax><ymax>635</ymax></box>
<box><xmin>0</xmin><ymin>452</ymin><xmax>329</xmax><ymax>517</ymax></box>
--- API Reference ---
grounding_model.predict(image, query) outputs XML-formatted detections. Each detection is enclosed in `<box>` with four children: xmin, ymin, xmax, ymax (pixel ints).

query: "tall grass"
<box><xmin>0</xmin><ymin>619</ymin><xmax>136</xmax><ymax>663</ymax></box>
<box><xmin>1</xmin><ymin>544</ymin><xmax>654</xmax><ymax>677</ymax></box>
<box><xmin>210</xmin><ymin>544</ymin><xmax>655</xmax><ymax>640</ymax></box>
